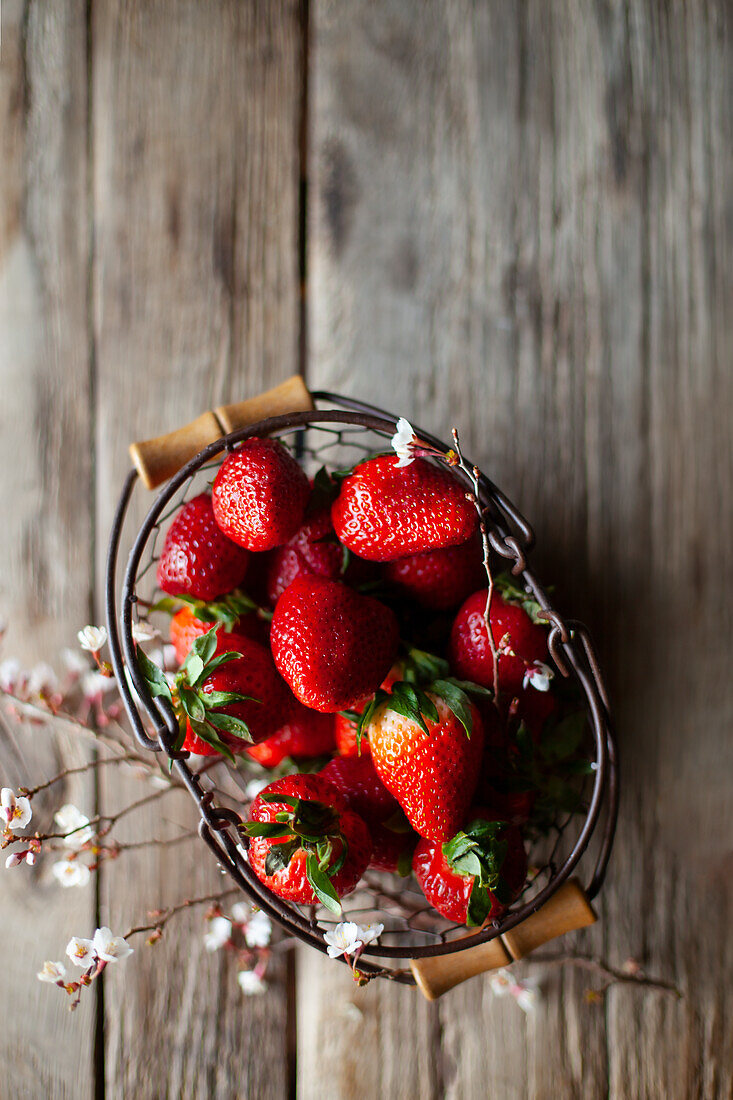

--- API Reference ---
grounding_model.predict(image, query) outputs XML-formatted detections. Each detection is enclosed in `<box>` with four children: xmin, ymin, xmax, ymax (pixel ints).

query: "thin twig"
<box><xmin>123</xmin><ymin>887</ymin><xmax>239</xmax><ymax>941</ymax></box>
<box><xmin>20</xmin><ymin>753</ymin><xmax>147</xmax><ymax>798</ymax></box>
<box><xmin>529</xmin><ymin>952</ymin><xmax>682</xmax><ymax>997</ymax></box>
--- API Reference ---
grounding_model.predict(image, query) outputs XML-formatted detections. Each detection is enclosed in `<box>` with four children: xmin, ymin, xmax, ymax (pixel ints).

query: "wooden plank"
<box><xmin>0</xmin><ymin>1</ymin><xmax>96</xmax><ymax>1097</ymax></box>
<box><xmin>306</xmin><ymin>0</ymin><xmax>732</xmax><ymax>1097</ymax></box>
<box><xmin>91</xmin><ymin>2</ymin><xmax>302</xmax><ymax>1097</ymax></box>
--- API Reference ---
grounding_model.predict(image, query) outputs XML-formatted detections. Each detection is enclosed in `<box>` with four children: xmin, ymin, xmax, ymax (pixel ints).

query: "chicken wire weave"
<box><xmin>105</xmin><ymin>392</ymin><xmax>618</xmax><ymax>983</ymax></box>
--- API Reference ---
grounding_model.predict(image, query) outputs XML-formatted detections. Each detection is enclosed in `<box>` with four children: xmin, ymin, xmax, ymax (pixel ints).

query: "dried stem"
<box><xmin>20</xmin><ymin>753</ymin><xmax>148</xmax><ymax>798</ymax></box>
<box><xmin>449</xmin><ymin>429</ymin><xmax>501</xmax><ymax>703</ymax></box>
<box><xmin>528</xmin><ymin>952</ymin><xmax>682</xmax><ymax>998</ymax></box>
<box><xmin>123</xmin><ymin>887</ymin><xmax>239</xmax><ymax>942</ymax></box>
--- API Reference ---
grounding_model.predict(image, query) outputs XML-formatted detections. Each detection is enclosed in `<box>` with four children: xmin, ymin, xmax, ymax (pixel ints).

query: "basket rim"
<box><xmin>105</xmin><ymin>394</ymin><xmax>619</xmax><ymax>976</ymax></box>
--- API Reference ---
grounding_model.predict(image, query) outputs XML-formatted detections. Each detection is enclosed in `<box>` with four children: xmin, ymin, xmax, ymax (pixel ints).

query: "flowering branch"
<box><xmin>528</xmin><ymin>951</ymin><xmax>682</xmax><ymax>999</ymax></box>
<box><xmin>122</xmin><ymin>887</ymin><xmax>239</xmax><ymax>944</ymax></box>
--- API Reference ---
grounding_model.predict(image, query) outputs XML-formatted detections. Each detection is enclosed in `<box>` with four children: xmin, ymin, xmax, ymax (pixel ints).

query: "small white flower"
<box><xmin>390</xmin><ymin>417</ymin><xmax>418</xmax><ymax>468</ymax></box>
<box><xmin>522</xmin><ymin>661</ymin><xmax>554</xmax><ymax>693</ymax></box>
<box><xmin>0</xmin><ymin>658</ymin><xmax>22</xmax><ymax>692</ymax></box>
<box><xmin>52</xmin><ymin>858</ymin><xmax>91</xmax><ymax>888</ymax></box>
<box><xmin>515</xmin><ymin>986</ymin><xmax>538</xmax><ymax>1014</ymax></box>
<box><xmin>25</xmin><ymin>850</ymin><xmax>37</xmax><ymax>866</ymax></box>
<box><xmin>132</xmin><ymin>621</ymin><xmax>160</xmax><ymax>644</ymax></box>
<box><xmin>54</xmin><ymin>804</ymin><xmax>94</xmax><ymax>848</ymax></box>
<box><xmin>93</xmin><ymin>927</ymin><xmax>134</xmax><ymax>962</ymax></box>
<box><xmin>244</xmin><ymin>910</ymin><xmax>272</xmax><ymax>948</ymax></box>
<box><xmin>28</xmin><ymin>663</ymin><xmax>58</xmax><ymax>695</ymax></box>
<box><xmin>149</xmin><ymin>775</ymin><xmax>172</xmax><ymax>791</ymax></box>
<box><xmin>231</xmin><ymin>901</ymin><xmax>251</xmax><ymax>924</ymax></box>
<box><xmin>77</xmin><ymin>625</ymin><xmax>108</xmax><ymax>653</ymax></box>
<box><xmin>488</xmin><ymin>968</ymin><xmax>513</xmax><ymax>996</ymax></box>
<box><xmin>66</xmin><ymin>936</ymin><xmax>96</xmax><ymax>967</ymax></box>
<box><xmin>5</xmin><ymin>852</ymin><xmax>23</xmax><ymax>868</ymax></box>
<box><xmin>203</xmin><ymin>916</ymin><xmax>232</xmax><ymax>952</ymax></box>
<box><xmin>62</xmin><ymin>647</ymin><xmax>90</xmax><ymax>675</ymax></box>
<box><xmin>237</xmin><ymin>969</ymin><xmax>267</xmax><ymax>995</ymax></box>
<box><xmin>356</xmin><ymin>922</ymin><xmax>384</xmax><ymax>948</ymax></box>
<box><xmin>37</xmin><ymin>960</ymin><xmax>67</xmax><ymax>984</ymax></box>
<box><xmin>245</xmin><ymin>777</ymin><xmax>270</xmax><ymax>801</ymax></box>
<box><xmin>323</xmin><ymin>921</ymin><xmax>362</xmax><ymax>959</ymax></box>
<box><xmin>80</xmin><ymin>669</ymin><xmax>117</xmax><ymax>699</ymax></box>
<box><xmin>1</xmin><ymin>788</ymin><xmax>32</xmax><ymax>831</ymax></box>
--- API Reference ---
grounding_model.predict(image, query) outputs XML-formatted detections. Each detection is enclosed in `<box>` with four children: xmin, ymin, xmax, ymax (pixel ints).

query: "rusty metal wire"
<box><xmin>105</xmin><ymin>395</ymin><xmax>618</xmax><ymax>982</ymax></box>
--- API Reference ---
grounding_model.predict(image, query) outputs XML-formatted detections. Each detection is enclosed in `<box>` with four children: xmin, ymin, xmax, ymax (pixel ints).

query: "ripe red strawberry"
<box><xmin>384</xmin><ymin>537</ymin><xmax>485</xmax><ymax>610</ymax></box>
<box><xmin>245</xmin><ymin>774</ymin><xmax>372</xmax><ymax>910</ymax></box>
<box><xmin>366</xmin><ymin>689</ymin><xmax>486</xmax><ymax>842</ymax></box>
<box><xmin>413</xmin><ymin>816</ymin><xmax>527</xmax><ymax>925</ymax></box>
<box><xmin>449</xmin><ymin>589</ymin><xmax>549</xmax><ymax>696</ymax></box>
<box><xmin>212</xmin><ymin>438</ymin><xmax>310</xmax><ymax>551</ymax></box>
<box><xmin>246</xmin><ymin>702</ymin><xmax>335</xmax><ymax>767</ymax></box>
<box><xmin>169</xmin><ymin>604</ymin><xmax>266</xmax><ymax>665</ymax></box>
<box><xmin>156</xmin><ymin>493</ymin><xmax>249</xmax><ymax>601</ymax></box>
<box><xmin>319</xmin><ymin>754</ymin><xmax>415</xmax><ymax>873</ymax></box>
<box><xmin>270</xmin><ymin>576</ymin><xmax>399</xmax><ymax>712</ymax></box>
<box><xmin>333</xmin><ymin>662</ymin><xmax>404</xmax><ymax>757</ymax></box>
<box><xmin>266</xmin><ymin>507</ymin><xmax>345</xmax><ymax>604</ymax></box>
<box><xmin>331</xmin><ymin>455</ymin><xmax>478</xmax><ymax>562</ymax></box>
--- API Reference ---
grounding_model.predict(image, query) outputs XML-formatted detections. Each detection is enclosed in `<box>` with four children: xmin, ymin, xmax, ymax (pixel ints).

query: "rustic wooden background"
<box><xmin>1</xmin><ymin>1</ymin><xmax>731</xmax><ymax>1097</ymax></box>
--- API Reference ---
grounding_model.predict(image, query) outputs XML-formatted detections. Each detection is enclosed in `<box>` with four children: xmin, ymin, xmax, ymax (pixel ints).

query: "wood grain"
<box><xmin>91</xmin><ymin>2</ymin><xmax>302</xmax><ymax>1097</ymax></box>
<box><xmin>306</xmin><ymin>0</ymin><xmax>732</xmax><ymax>1096</ymax></box>
<box><xmin>0</xmin><ymin>3</ymin><xmax>96</xmax><ymax>1097</ymax></box>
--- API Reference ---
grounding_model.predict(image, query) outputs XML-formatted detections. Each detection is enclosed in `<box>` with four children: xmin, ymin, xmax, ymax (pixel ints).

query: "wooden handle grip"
<box><xmin>215</xmin><ymin>375</ymin><xmax>314</xmax><ymax>433</ymax></box>
<box><xmin>409</xmin><ymin>880</ymin><xmax>596</xmax><ymax>1001</ymax></box>
<box><xmin>129</xmin><ymin>375</ymin><xmax>313</xmax><ymax>489</ymax></box>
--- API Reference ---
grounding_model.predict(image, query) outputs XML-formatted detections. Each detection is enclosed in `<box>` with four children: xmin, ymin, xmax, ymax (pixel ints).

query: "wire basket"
<box><xmin>105</xmin><ymin>385</ymin><xmax>618</xmax><ymax>994</ymax></box>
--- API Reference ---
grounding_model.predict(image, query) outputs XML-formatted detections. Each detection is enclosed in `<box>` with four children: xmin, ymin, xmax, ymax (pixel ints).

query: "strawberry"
<box><xmin>331</xmin><ymin>455</ymin><xmax>477</xmax><ymax>562</ymax></box>
<box><xmin>365</xmin><ymin>685</ymin><xmax>486</xmax><ymax>842</ymax></box>
<box><xmin>266</xmin><ymin>507</ymin><xmax>346</xmax><ymax>604</ymax></box>
<box><xmin>383</xmin><ymin>537</ymin><xmax>485</xmax><ymax>610</ymax></box>
<box><xmin>270</xmin><ymin>576</ymin><xmax>399</xmax><ymax>712</ymax></box>
<box><xmin>319</xmin><ymin>754</ymin><xmax>415</xmax><ymax>873</ymax></box>
<box><xmin>246</xmin><ymin>702</ymin><xmax>335</xmax><ymax>767</ymax></box>
<box><xmin>156</xmin><ymin>493</ymin><xmax>249</xmax><ymax>601</ymax></box>
<box><xmin>449</xmin><ymin>588</ymin><xmax>549</xmax><ymax>696</ymax></box>
<box><xmin>137</xmin><ymin>625</ymin><xmax>292</xmax><ymax>757</ymax></box>
<box><xmin>212</xmin><ymin>438</ymin><xmax>310</xmax><ymax>551</ymax></box>
<box><xmin>168</xmin><ymin>593</ymin><xmax>268</xmax><ymax>664</ymax></box>
<box><xmin>245</xmin><ymin>774</ymin><xmax>372</xmax><ymax>911</ymax></box>
<box><xmin>413</xmin><ymin>816</ymin><xmax>527</xmax><ymax>925</ymax></box>
<box><xmin>333</xmin><ymin>662</ymin><xmax>404</xmax><ymax>757</ymax></box>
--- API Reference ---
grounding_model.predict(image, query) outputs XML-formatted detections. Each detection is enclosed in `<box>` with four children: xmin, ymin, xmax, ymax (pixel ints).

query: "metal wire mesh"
<box><xmin>105</xmin><ymin>395</ymin><xmax>618</xmax><ymax>982</ymax></box>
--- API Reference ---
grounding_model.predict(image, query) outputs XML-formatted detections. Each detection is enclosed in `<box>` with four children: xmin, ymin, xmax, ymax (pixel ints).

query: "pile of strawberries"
<box><xmin>140</xmin><ymin>436</ymin><xmax>585</xmax><ymax>928</ymax></box>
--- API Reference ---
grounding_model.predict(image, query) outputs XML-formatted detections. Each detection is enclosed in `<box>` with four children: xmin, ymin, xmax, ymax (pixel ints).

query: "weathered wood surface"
<box><xmin>91</xmin><ymin>1</ymin><xmax>301</xmax><ymax>1098</ymax></box>
<box><xmin>0</xmin><ymin>0</ymin><xmax>731</xmax><ymax>1098</ymax></box>
<box><xmin>0</xmin><ymin>2</ymin><xmax>96</xmax><ymax>1097</ymax></box>
<box><xmin>307</xmin><ymin>3</ymin><xmax>732</xmax><ymax>1099</ymax></box>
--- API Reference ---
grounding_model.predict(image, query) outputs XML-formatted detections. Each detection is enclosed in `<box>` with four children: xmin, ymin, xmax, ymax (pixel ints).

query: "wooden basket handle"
<box><xmin>129</xmin><ymin>375</ymin><xmax>314</xmax><ymax>489</ymax></box>
<box><xmin>409</xmin><ymin>879</ymin><xmax>596</xmax><ymax>1001</ymax></box>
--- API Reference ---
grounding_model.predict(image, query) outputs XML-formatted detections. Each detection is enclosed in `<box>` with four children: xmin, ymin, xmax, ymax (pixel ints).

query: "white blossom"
<box><xmin>80</xmin><ymin>670</ymin><xmax>117</xmax><ymax>699</ymax></box>
<box><xmin>231</xmin><ymin>901</ymin><xmax>251</xmax><ymax>924</ymax></box>
<box><xmin>66</xmin><ymin>936</ymin><xmax>96</xmax><ymax>968</ymax></box>
<box><xmin>1</xmin><ymin>788</ymin><xmax>32</xmax><ymax>831</ymax></box>
<box><xmin>244</xmin><ymin>910</ymin><xmax>272</xmax><ymax>948</ymax></box>
<box><xmin>0</xmin><ymin>659</ymin><xmax>22</xmax><ymax>692</ymax></box>
<box><xmin>52</xmin><ymin>858</ymin><xmax>91</xmax><ymax>888</ymax></box>
<box><xmin>515</xmin><ymin>987</ymin><xmax>538</xmax><ymax>1014</ymax></box>
<box><xmin>237</xmin><ymin>969</ymin><xmax>267</xmax><ymax>995</ymax></box>
<box><xmin>132</xmin><ymin>621</ymin><xmax>160</xmax><ymax>643</ymax></box>
<box><xmin>357</xmin><ymin>922</ymin><xmax>384</xmax><ymax>948</ymax></box>
<box><xmin>522</xmin><ymin>661</ymin><xmax>554</xmax><ymax>693</ymax></box>
<box><xmin>323</xmin><ymin>921</ymin><xmax>363</xmax><ymax>959</ymax></box>
<box><xmin>489</xmin><ymin>968</ymin><xmax>540</xmax><ymax>1014</ymax></box>
<box><xmin>54</xmin><ymin>804</ymin><xmax>94</xmax><ymax>849</ymax></box>
<box><xmin>93</xmin><ymin>927</ymin><xmax>133</xmax><ymax>962</ymax></box>
<box><xmin>203</xmin><ymin>916</ymin><xmax>232</xmax><ymax>952</ymax></box>
<box><xmin>77</xmin><ymin>625</ymin><xmax>108</xmax><ymax>653</ymax></box>
<box><xmin>390</xmin><ymin>417</ymin><xmax>418</xmax><ymax>468</ymax></box>
<box><xmin>28</xmin><ymin>663</ymin><xmax>58</xmax><ymax>695</ymax></box>
<box><xmin>62</xmin><ymin>647</ymin><xmax>90</xmax><ymax>675</ymax></box>
<box><xmin>5</xmin><ymin>852</ymin><xmax>23</xmax><ymax>868</ymax></box>
<box><xmin>37</xmin><ymin>960</ymin><xmax>67</xmax><ymax>984</ymax></box>
<box><xmin>25</xmin><ymin>850</ymin><xmax>36</xmax><ymax>866</ymax></box>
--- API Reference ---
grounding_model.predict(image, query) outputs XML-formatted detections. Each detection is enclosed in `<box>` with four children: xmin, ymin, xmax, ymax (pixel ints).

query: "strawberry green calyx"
<box><xmin>153</xmin><ymin>587</ymin><xmax>270</xmax><ymax>627</ymax></box>
<box><xmin>442</xmin><ymin>819</ymin><xmax>511</xmax><ymax>926</ymax></box>
<box><xmin>136</xmin><ymin>624</ymin><xmax>254</xmax><ymax>761</ymax></box>
<box><xmin>244</xmin><ymin>793</ymin><xmax>347</xmax><ymax>914</ymax></box>
<box><xmin>356</xmin><ymin>675</ymin><xmax>491</xmax><ymax>746</ymax></box>
<box><xmin>493</xmin><ymin>574</ymin><xmax>546</xmax><ymax>625</ymax></box>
